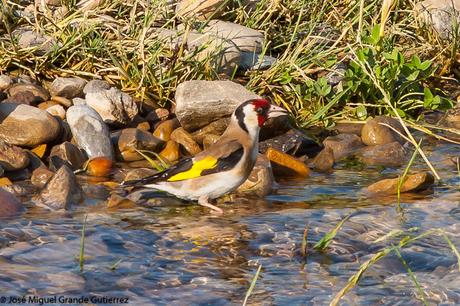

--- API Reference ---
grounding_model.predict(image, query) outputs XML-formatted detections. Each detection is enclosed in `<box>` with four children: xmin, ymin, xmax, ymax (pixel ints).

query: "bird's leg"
<box><xmin>198</xmin><ymin>196</ymin><xmax>223</xmax><ymax>214</ymax></box>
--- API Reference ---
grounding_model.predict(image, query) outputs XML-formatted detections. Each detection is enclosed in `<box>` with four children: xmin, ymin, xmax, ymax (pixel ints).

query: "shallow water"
<box><xmin>1</xmin><ymin>141</ymin><xmax>460</xmax><ymax>305</ymax></box>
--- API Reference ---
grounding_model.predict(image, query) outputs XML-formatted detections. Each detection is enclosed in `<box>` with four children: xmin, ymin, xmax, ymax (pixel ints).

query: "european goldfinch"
<box><xmin>122</xmin><ymin>99</ymin><xmax>287</xmax><ymax>213</ymax></box>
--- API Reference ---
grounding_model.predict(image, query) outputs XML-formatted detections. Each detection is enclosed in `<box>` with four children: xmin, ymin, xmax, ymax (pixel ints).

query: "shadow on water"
<box><xmin>0</xmin><ymin>142</ymin><xmax>460</xmax><ymax>304</ymax></box>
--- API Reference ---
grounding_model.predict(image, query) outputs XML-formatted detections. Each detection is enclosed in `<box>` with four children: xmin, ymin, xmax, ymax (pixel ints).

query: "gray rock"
<box><xmin>66</xmin><ymin>105</ymin><xmax>113</xmax><ymax>160</ymax></box>
<box><xmin>49</xmin><ymin>77</ymin><xmax>86</xmax><ymax>99</ymax></box>
<box><xmin>415</xmin><ymin>0</ymin><xmax>460</xmax><ymax>39</ymax></box>
<box><xmin>34</xmin><ymin>165</ymin><xmax>82</xmax><ymax>210</ymax></box>
<box><xmin>175</xmin><ymin>80</ymin><xmax>260</xmax><ymax>131</ymax></box>
<box><xmin>259</xmin><ymin>129</ymin><xmax>323</xmax><ymax>157</ymax></box>
<box><xmin>49</xmin><ymin>141</ymin><xmax>87</xmax><ymax>171</ymax></box>
<box><xmin>203</xmin><ymin>20</ymin><xmax>264</xmax><ymax>53</ymax></box>
<box><xmin>0</xmin><ymin>103</ymin><xmax>61</xmax><ymax>147</ymax></box>
<box><xmin>117</xmin><ymin>128</ymin><xmax>165</xmax><ymax>161</ymax></box>
<box><xmin>355</xmin><ymin>141</ymin><xmax>407</xmax><ymax>167</ymax></box>
<box><xmin>0</xmin><ymin>189</ymin><xmax>23</xmax><ymax>217</ymax></box>
<box><xmin>0</xmin><ymin>139</ymin><xmax>30</xmax><ymax>171</ymax></box>
<box><xmin>239</xmin><ymin>52</ymin><xmax>277</xmax><ymax>71</ymax></box>
<box><xmin>0</xmin><ymin>75</ymin><xmax>12</xmax><ymax>90</ymax></box>
<box><xmin>72</xmin><ymin>97</ymin><xmax>86</xmax><ymax>105</ymax></box>
<box><xmin>17</xmin><ymin>30</ymin><xmax>58</xmax><ymax>55</ymax></box>
<box><xmin>86</xmin><ymin>87</ymin><xmax>138</xmax><ymax>125</ymax></box>
<box><xmin>46</xmin><ymin>104</ymin><xmax>66</xmax><ymax>120</ymax></box>
<box><xmin>83</xmin><ymin>80</ymin><xmax>110</xmax><ymax>95</ymax></box>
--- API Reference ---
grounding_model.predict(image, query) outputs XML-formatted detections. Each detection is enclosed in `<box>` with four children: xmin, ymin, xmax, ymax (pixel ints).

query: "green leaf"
<box><xmin>356</xmin><ymin>104</ymin><xmax>367</xmax><ymax>120</ymax></box>
<box><xmin>314</xmin><ymin>214</ymin><xmax>352</xmax><ymax>251</ymax></box>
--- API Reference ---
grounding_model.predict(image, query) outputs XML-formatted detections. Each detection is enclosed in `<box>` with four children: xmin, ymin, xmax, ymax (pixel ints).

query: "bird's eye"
<box><xmin>256</xmin><ymin>107</ymin><xmax>263</xmax><ymax>114</ymax></box>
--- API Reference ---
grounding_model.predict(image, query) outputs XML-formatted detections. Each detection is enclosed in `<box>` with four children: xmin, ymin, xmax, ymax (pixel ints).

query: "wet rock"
<box><xmin>0</xmin><ymin>75</ymin><xmax>12</xmax><ymax>90</ymax></box>
<box><xmin>171</xmin><ymin>127</ymin><xmax>202</xmax><ymax>156</ymax></box>
<box><xmin>355</xmin><ymin>141</ymin><xmax>406</xmax><ymax>167</ymax></box>
<box><xmin>259</xmin><ymin>129</ymin><xmax>323</xmax><ymax>158</ymax></box>
<box><xmin>153</xmin><ymin>118</ymin><xmax>180</xmax><ymax>142</ymax></box>
<box><xmin>124</xmin><ymin>168</ymin><xmax>158</xmax><ymax>182</ymax></box>
<box><xmin>107</xmin><ymin>194</ymin><xmax>136</xmax><ymax>209</ymax></box>
<box><xmin>175</xmin><ymin>80</ymin><xmax>260</xmax><ymax>131</ymax></box>
<box><xmin>176</xmin><ymin>0</ymin><xmax>226</xmax><ymax>20</ymax></box>
<box><xmin>266</xmin><ymin>147</ymin><xmax>310</xmax><ymax>178</ymax></box>
<box><xmin>118</xmin><ymin>128</ymin><xmax>164</xmax><ymax>162</ymax></box>
<box><xmin>0</xmin><ymin>189</ymin><xmax>23</xmax><ymax>218</ymax></box>
<box><xmin>203</xmin><ymin>20</ymin><xmax>264</xmax><ymax>53</ymax></box>
<box><xmin>49</xmin><ymin>77</ymin><xmax>86</xmax><ymax>99</ymax></box>
<box><xmin>66</xmin><ymin>105</ymin><xmax>113</xmax><ymax>160</ymax></box>
<box><xmin>49</xmin><ymin>142</ymin><xmax>86</xmax><ymax>171</ymax></box>
<box><xmin>0</xmin><ymin>103</ymin><xmax>60</xmax><ymax>147</ymax></box>
<box><xmin>86</xmin><ymin>87</ymin><xmax>138</xmax><ymax>126</ymax></box>
<box><xmin>7</xmin><ymin>83</ymin><xmax>50</xmax><ymax>103</ymax></box>
<box><xmin>366</xmin><ymin>172</ymin><xmax>435</xmax><ymax>195</ymax></box>
<box><xmin>361</xmin><ymin>116</ymin><xmax>404</xmax><ymax>146</ymax></box>
<box><xmin>0</xmin><ymin>177</ymin><xmax>12</xmax><ymax>186</ymax></box>
<box><xmin>86</xmin><ymin>157</ymin><xmax>112</xmax><ymax>177</ymax></box>
<box><xmin>311</xmin><ymin>147</ymin><xmax>335</xmax><ymax>172</ymax></box>
<box><xmin>4</xmin><ymin>91</ymin><xmax>42</xmax><ymax>105</ymax></box>
<box><xmin>83</xmin><ymin>80</ymin><xmax>111</xmax><ymax>95</ymax></box>
<box><xmin>0</xmin><ymin>140</ymin><xmax>29</xmax><ymax>171</ymax></box>
<box><xmin>191</xmin><ymin>118</ymin><xmax>230</xmax><ymax>144</ymax></box>
<box><xmin>202</xmin><ymin>134</ymin><xmax>220</xmax><ymax>150</ymax></box>
<box><xmin>159</xmin><ymin>140</ymin><xmax>180</xmax><ymax>163</ymax></box>
<box><xmin>333</xmin><ymin>122</ymin><xmax>364</xmax><ymax>136</ymax></box>
<box><xmin>415</xmin><ymin>0</ymin><xmax>460</xmax><ymax>39</ymax></box>
<box><xmin>323</xmin><ymin>133</ymin><xmax>363</xmax><ymax>161</ymax></box>
<box><xmin>17</xmin><ymin>30</ymin><xmax>58</xmax><ymax>55</ymax></box>
<box><xmin>34</xmin><ymin>165</ymin><xmax>82</xmax><ymax>210</ymax></box>
<box><xmin>235</xmin><ymin>154</ymin><xmax>274</xmax><ymax>197</ymax></box>
<box><xmin>31</xmin><ymin>167</ymin><xmax>54</xmax><ymax>188</ymax></box>
<box><xmin>46</xmin><ymin>104</ymin><xmax>66</xmax><ymax>119</ymax></box>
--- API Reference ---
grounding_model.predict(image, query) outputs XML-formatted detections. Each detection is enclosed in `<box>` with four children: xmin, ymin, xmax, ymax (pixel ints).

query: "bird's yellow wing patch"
<box><xmin>167</xmin><ymin>156</ymin><xmax>218</xmax><ymax>182</ymax></box>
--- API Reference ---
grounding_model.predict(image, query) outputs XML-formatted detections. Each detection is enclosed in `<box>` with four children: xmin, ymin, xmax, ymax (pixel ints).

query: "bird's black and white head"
<box><xmin>233</xmin><ymin>98</ymin><xmax>288</xmax><ymax>139</ymax></box>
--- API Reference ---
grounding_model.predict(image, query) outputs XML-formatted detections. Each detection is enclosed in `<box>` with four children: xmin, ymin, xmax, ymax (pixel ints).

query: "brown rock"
<box><xmin>107</xmin><ymin>194</ymin><xmax>136</xmax><ymax>209</ymax></box>
<box><xmin>49</xmin><ymin>77</ymin><xmax>86</xmax><ymax>99</ymax></box>
<box><xmin>159</xmin><ymin>140</ymin><xmax>180</xmax><ymax>163</ymax></box>
<box><xmin>51</xmin><ymin>96</ymin><xmax>72</xmax><ymax>107</ymax></box>
<box><xmin>361</xmin><ymin>116</ymin><xmax>404</xmax><ymax>146</ymax></box>
<box><xmin>118</xmin><ymin>128</ymin><xmax>165</xmax><ymax>161</ymax></box>
<box><xmin>202</xmin><ymin>134</ymin><xmax>220</xmax><ymax>150</ymax></box>
<box><xmin>355</xmin><ymin>141</ymin><xmax>406</xmax><ymax>167</ymax></box>
<box><xmin>0</xmin><ymin>139</ymin><xmax>30</xmax><ymax>171</ymax></box>
<box><xmin>34</xmin><ymin>165</ymin><xmax>82</xmax><ymax>210</ymax></box>
<box><xmin>366</xmin><ymin>172</ymin><xmax>435</xmax><ymax>195</ymax></box>
<box><xmin>145</xmin><ymin>108</ymin><xmax>169</xmax><ymax>124</ymax></box>
<box><xmin>31</xmin><ymin>167</ymin><xmax>54</xmax><ymax>188</ymax></box>
<box><xmin>4</xmin><ymin>91</ymin><xmax>42</xmax><ymax>105</ymax></box>
<box><xmin>7</xmin><ymin>83</ymin><xmax>50</xmax><ymax>103</ymax></box>
<box><xmin>153</xmin><ymin>118</ymin><xmax>180</xmax><ymax>142</ymax></box>
<box><xmin>0</xmin><ymin>177</ymin><xmax>13</xmax><ymax>186</ymax></box>
<box><xmin>235</xmin><ymin>154</ymin><xmax>274</xmax><ymax>197</ymax></box>
<box><xmin>311</xmin><ymin>147</ymin><xmax>334</xmax><ymax>172</ymax></box>
<box><xmin>176</xmin><ymin>0</ymin><xmax>226</xmax><ymax>20</ymax></box>
<box><xmin>124</xmin><ymin>168</ymin><xmax>158</xmax><ymax>182</ymax></box>
<box><xmin>191</xmin><ymin>118</ymin><xmax>230</xmax><ymax>144</ymax></box>
<box><xmin>323</xmin><ymin>133</ymin><xmax>363</xmax><ymax>161</ymax></box>
<box><xmin>444</xmin><ymin>106</ymin><xmax>460</xmax><ymax>129</ymax></box>
<box><xmin>30</xmin><ymin>144</ymin><xmax>47</xmax><ymax>158</ymax></box>
<box><xmin>0</xmin><ymin>103</ymin><xmax>61</xmax><ymax>147</ymax></box>
<box><xmin>136</xmin><ymin>121</ymin><xmax>151</xmax><ymax>131</ymax></box>
<box><xmin>87</xmin><ymin>157</ymin><xmax>112</xmax><ymax>177</ymax></box>
<box><xmin>46</xmin><ymin>104</ymin><xmax>66</xmax><ymax>120</ymax></box>
<box><xmin>266</xmin><ymin>147</ymin><xmax>310</xmax><ymax>178</ymax></box>
<box><xmin>171</xmin><ymin>127</ymin><xmax>202</xmax><ymax>156</ymax></box>
<box><xmin>49</xmin><ymin>142</ymin><xmax>87</xmax><ymax>171</ymax></box>
<box><xmin>38</xmin><ymin>101</ymin><xmax>59</xmax><ymax>110</ymax></box>
<box><xmin>0</xmin><ymin>189</ymin><xmax>23</xmax><ymax>217</ymax></box>
<box><xmin>333</xmin><ymin>122</ymin><xmax>364</xmax><ymax>136</ymax></box>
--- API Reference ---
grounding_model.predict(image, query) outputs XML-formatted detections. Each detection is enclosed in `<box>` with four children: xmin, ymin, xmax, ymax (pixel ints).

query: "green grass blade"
<box><xmin>243</xmin><ymin>264</ymin><xmax>262</xmax><ymax>306</ymax></box>
<box><xmin>397</xmin><ymin>138</ymin><xmax>423</xmax><ymax>210</ymax></box>
<box><xmin>314</xmin><ymin>213</ymin><xmax>351</xmax><ymax>251</ymax></box>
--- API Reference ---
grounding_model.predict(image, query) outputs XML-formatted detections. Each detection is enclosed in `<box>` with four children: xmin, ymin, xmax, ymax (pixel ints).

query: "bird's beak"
<box><xmin>268</xmin><ymin>104</ymin><xmax>288</xmax><ymax>118</ymax></box>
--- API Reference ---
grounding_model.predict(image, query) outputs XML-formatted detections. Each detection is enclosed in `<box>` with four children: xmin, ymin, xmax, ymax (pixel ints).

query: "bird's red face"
<box><xmin>251</xmin><ymin>99</ymin><xmax>271</xmax><ymax>127</ymax></box>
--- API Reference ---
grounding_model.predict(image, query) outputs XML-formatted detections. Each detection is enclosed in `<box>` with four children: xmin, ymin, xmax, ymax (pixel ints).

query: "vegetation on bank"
<box><xmin>0</xmin><ymin>0</ymin><xmax>458</xmax><ymax>128</ymax></box>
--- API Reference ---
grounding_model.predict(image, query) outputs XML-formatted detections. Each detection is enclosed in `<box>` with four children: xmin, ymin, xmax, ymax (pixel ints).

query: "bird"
<box><xmin>122</xmin><ymin>98</ymin><xmax>288</xmax><ymax>213</ymax></box>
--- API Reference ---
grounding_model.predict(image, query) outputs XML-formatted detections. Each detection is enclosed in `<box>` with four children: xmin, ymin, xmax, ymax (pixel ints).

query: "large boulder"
<box><xmin>0</xmin><ymin>103</ymin><xmax>60</xmax><ymax>146</ymax></box>
<box><xmin>415</xmin><ymin>0</ymin><xmax>460</xmax><ymax>39</ymax></box>
<box><xmin>66</xmin><ymin>105</ymin><xmax>114</xmax><ymax>160</ymax></box>
<box><xmin>175</xmin><ymin>80</ymin><xmax>260</xmax><ymax>131</ymax></box>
